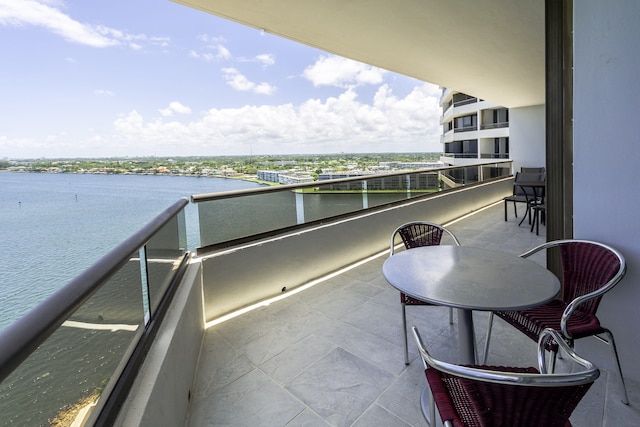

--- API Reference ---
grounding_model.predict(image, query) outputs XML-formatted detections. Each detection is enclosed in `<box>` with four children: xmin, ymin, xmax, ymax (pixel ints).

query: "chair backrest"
<box><xmin>389</xmin><ymin>222</ymin><xmax>460</xmax><ymax>255</ymax></box>
<box><xmin>521</xmin><ymin>240</ymin><xmax>626</xmax><ymax>315</ymax></box>
<box><xmin>513</xmin><ymin>171</ymin><xmax>545</xmax><ymax>197</ymax></box>
<box><xmin>521</xmin><ymin>167</ymin><xmax>546</xmax><ymax>173</ymax></box>
<box><xmin>412</xmin><ymin>326</ymin><xmax>599</xmax><ymax>427</ymax></box>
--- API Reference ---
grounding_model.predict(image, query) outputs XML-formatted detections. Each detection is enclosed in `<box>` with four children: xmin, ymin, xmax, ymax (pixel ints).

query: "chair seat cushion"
<box><xmin>504</xmin><ymin>195</ymin><xmax>529</xmax><ymax>203</ymax></box>
<box><xmin>401</xmin><ymin>292</ymin><xmax>435</xmax><ymax>306</ymax></box>
<box><xmin>426</xmin><ymin>365</ymin><xmax>579</xmax><ymax>426</ymax></box>
<box><xmin>495</xmin><ymin>300</ymin><xmax>604</xmax><ymax>341</ymax></box>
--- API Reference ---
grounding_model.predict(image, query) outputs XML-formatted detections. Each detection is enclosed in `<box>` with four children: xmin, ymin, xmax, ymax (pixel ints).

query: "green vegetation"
<box><xmin>1</xmin><ymin>153</ymin><xmax>443</xmax><ymax>178</ymax></box>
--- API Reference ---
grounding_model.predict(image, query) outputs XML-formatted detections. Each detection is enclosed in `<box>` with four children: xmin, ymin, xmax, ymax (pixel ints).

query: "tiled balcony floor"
<box><xmin>186</xmin><ymin>202</ymin><xmax>639</xmax><ymax>426</ymax></box>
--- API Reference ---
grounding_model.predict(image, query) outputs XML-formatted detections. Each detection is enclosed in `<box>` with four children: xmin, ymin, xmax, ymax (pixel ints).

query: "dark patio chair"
<box><xmin>521</xmin><ymin>166</ymin><xmax>546</xmax><ymax>173</ymax></box>
<box><xmin>531</xmin><ymin>203</ymin><xmax>546</xmax><ymax>235</ymax></box>
<box><xmin>482</xmin><ymin>239</ymin><xmax>628</xmax><ymax>404</ymax></box>
<box><xmin>413</xmin><ymin>326</ymin><xmax>599</xmax><ymax>427</ymax></box>
<box><xmin>390</xmin><ymin>221</ymin><xmax>461</xmax><ymax>365</ymax></box>
<box><xmin>504</xmin><ymin>172</ymin><xmax>545</xmax><ymax>224</ymax></box>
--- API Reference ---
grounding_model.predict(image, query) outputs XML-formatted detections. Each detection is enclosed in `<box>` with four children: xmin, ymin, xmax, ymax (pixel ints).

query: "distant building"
<box><xmin>257</xmin><ymin>170</ymin><xmax>314</xmax><ymax>184</ymax></box>
<box><xmin>439</xmin><ymin>88</ymin><xmax>509</xmax><ymax>167</ymax></box>
<box><xmin>317</xmin><ymin>172</ymin><xmax>371</xmax><ymax>180</ymax></box>
<box><xmin>378</xmin><ymin>161</ymin><xmax>443</xmax><ymax>169</ymax></box>
<box><xmin>318</xmin><ymin>171</ymin><xmax>439</xmax><ymax>191</ymax></box>
<box><xmin>278</xmin><ymin>173</ymin><xmax>314</xmax><ymax>185</ymax></box>
<box><xmin>257</xmin><ymin>170</ymin><xmax>281</xmax><ymax>183</ymax></box>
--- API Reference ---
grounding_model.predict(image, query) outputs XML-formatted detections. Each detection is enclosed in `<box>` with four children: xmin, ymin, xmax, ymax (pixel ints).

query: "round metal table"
<box><xmin>382</xmin><ymin>245</ymin><xmax>560</xmax><ymax>363</ymax></box>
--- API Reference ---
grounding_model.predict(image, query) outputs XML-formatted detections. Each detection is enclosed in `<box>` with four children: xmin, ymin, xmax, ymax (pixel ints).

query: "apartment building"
<box><xmin>440</xmin><ymin>88</ymin><xmax>510</xmax><ymax>166</ymax></box>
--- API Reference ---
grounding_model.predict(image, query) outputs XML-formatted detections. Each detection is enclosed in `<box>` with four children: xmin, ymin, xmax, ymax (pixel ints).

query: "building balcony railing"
<box><xmin>481</xmin><ymin>153</ymin><xmax>510</xmax><ymax>159</ymax></box>
<box><xmin>0</xmin><ymin>161</ymin><xmax>515</xmax><ymax>425</ymax></box>
<box><xmin>480</xmin><ymin>121</ymin><xmax>509</xmax><ymax>130</ymax></box>
<box><xmin>0</xmin><ymin>198</ymin><xmax>191</xmax><ymax>426</ymax></box>
<box><xmin>443</xmin><ymin>152</ymin><xmax>479</xmax><ymax>158</ymax></box>
<box><xmin>452</xmin><ymin>97</ymin><xmax>478</xmax><ymax>107</ymax></box>
<box><xmin>453</xmin><ymin>125</ymin><xmax>477</xmax><ymax>133</ymax></box>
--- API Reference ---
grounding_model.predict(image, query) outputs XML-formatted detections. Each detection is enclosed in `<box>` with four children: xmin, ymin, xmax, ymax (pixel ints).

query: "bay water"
<box><xmin>0</xmin><ymin>172</ymin><xmax>263</xmax><ymax>333</ymax></box>
<box><xmin>0</xmin><ymin>171</ymin><xmax>266</xmax><ymax>425</ymax></box>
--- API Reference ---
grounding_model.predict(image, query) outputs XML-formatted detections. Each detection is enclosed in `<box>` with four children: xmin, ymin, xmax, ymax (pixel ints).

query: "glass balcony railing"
<box><xmin>453</xmin><ymin>125</ymin><xmax>477</xmax><ymax>133</ymax></box>
<box><xmin>0</xmin><ymin>160</ymin><xmax>514</xmax><ymax>426</ymax></box>
<box><xmin>192</xmin><ymin>162</ymin><xmax>512</xmax><ymax>251</ymax></box>
<box><xmin>481</xmin><ymin>153</ymin><xmax>510</xmax><ymax>159</ymax></box>
<box><xmin>480</xmin><ymin>121</ymin><xmax>509</xmax><ymax>130</ymax></box>
<box><xmin>0</xmin><ymin>198</ymin><xmax>190</xmax><ymax>426</ymax></box>
<box><xmin>452</xmin><ymin>97</ymin><xmax>478</xmax><ymax>107</ymax></box>
<box><xmin>443</xmin><ymin>152</ymin><xmax>480</xmax><ymax>159</ymax></box>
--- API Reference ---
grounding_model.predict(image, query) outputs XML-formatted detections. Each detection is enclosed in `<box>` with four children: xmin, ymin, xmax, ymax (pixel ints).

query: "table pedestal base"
<box><xmin>459</xmin><ymin>309</ymin><xmax>476</xmax><ymax>364</ymax></box>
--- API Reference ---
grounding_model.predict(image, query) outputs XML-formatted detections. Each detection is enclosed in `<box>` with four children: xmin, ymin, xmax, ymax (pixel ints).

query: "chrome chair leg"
<box><xmin>603</xmin><ymin>329</ymin><xmax>629</xmax><ymax>405</ymax></box>
<box><xmin>481</xmin><ymin>312</ymin><xmax>494</xmax><ymax>365</ymax></box>
<box><xmin>420</xmin><ymin>384</ymin><xmax>437</xmax><ymax>427</ymax></box>
<box><xmin>548</xmin><ymin>349</ymin><xmax>558</xmax><ymax>373</ymax></box>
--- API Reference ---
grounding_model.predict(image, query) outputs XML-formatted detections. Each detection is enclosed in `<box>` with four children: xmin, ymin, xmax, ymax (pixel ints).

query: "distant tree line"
<box><xmin>1</xmin><ymin>153</ymin><xmax>443</xmax><ymax>175</ymax></box>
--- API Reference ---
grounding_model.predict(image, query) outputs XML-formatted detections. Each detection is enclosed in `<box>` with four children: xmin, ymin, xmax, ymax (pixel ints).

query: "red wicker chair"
<box><xmin>389</xmin><ymin>222</ymin><xmax>461</xmax><ymax>365</ymax></box>
<box><xmin>482</xmin><ymin>239</ymin><xmax>628</xmax><ymax>404</ymax></box>
<box><xmin>413</xmin><ymin>326</ymin><xmax>599</xmax><ymax>427</ymax></box>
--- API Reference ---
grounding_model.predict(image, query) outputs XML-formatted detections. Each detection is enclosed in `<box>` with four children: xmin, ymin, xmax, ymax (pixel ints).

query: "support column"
<box><xmin>545</xmin><ymin>0</ymin><xmax>573</xmax><ymax>275</ymax></box>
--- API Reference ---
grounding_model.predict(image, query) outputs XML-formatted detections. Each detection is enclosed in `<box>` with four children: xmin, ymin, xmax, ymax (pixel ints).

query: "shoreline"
<box><xmin>1</xmin><ymin>169</ymin><xmax>276</xmax><ymax>186</ymax></box>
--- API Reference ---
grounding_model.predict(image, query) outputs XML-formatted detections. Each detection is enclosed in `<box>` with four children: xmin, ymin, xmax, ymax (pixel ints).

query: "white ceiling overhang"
<box><xmin>172</xmin><ymin>0</ymin><xmax>545</xmax><ymax>108</ymax></box>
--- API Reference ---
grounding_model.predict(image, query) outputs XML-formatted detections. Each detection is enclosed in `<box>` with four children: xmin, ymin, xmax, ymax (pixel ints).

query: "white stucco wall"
<box><xmin>573</xmin><ymin>1</ymin><xmax>640</xmax><ymax>382</ymax></box>
<box><xmin>508</xmin><ymin>105</ymin><xmax>545</xmax><ymax>173</ymax></box>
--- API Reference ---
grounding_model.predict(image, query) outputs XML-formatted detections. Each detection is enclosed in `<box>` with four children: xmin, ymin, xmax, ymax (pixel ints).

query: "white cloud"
<box><xmin>222</xmin><ymin>68</ymin><xmax>276</xmax><ymax>95</ymax></box>
<box><xmin>0</xmin><ymin>0</ymin><xmax>166</xmax><ymax>50</ymax></box>
<box><xmin>189</xmin><ymin>44</ymin><xmax>231</xmax><ymax>62</ymax></box>
<box><xmin>159</xmin><ymin>101</ymin><xmax>192</xmax><ymax>117</ymax></box>
<box><xmin>2</xmin><ymin>83</ymin><xmax>442</xmax><ymax>158</ymax></box>
<box><xmin>0</xmin><ymin>0</ymin><xmax>116</xmax><ymax>47</ymax></box>
<box><xmin>93</xmin><ymin>89</ymin><xmax>115</xmax><ymax>97</ymax></box>
<box><xmin>105</xmin><ymin>83</ymin><xmax>441</xmax><ymax>156</ymax></box>
<box><xmin>303</xmin><ymin>55</ymin><xmax>386</xmax><ymax>88</ymax></box>
<box><xmin>191</xmin><ymin>34</ymin><xmax>231</xmax><ymax>61</ymax></box>
<box><xmin>256</xmin><ymin>53</ymin><xmax>275</xmax><ymax>67</ymax></box>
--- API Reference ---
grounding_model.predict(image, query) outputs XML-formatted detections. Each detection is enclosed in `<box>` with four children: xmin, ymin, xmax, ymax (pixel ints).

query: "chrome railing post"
<box><xmin>406</xmin><ymin>174</ymin><xmax>411</xmax><ymax>199</ymax></box>
<box><xmin>362</xmin><ymin>180</ymin><xmax>369</xmax><ymax>209</ymax></box>
<box><xmin>139</xmin><ymin>246</ymin><xmax>151</xmax><ymax>325</ymax></box>
<box><xmin>295</xmin><ymin>191</ymin><xmax>305</xmax><ymax>224</ymax></box>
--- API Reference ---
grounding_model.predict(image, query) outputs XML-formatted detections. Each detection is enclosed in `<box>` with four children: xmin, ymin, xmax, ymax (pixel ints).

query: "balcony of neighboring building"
<box><xmin>452</xmin><ymin>92</ymin><xmax>478</xmax><ymax>107</ymax></box>
<box><xmin>480</xmin><ymin>107</ymin><xmax>510</xmax><ymax>130</ymax></box>
<box><xmin>453</xmin><ymin>114</ymin><xmax>478</xmax><ymax>134</ymax></box>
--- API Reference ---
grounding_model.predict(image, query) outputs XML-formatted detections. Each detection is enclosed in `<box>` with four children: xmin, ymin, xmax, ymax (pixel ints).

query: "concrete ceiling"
<box><xmin>172</xmin><ymin>0</ymin><xmax>545</xmax><ymax>108</ymax></box>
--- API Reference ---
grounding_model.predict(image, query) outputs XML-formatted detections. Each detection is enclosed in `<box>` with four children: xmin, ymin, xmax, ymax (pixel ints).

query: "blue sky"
<box><xmin>0</xmin><ymin>0</ymin><xmax>442</xmax><ymax>159</ymax></box>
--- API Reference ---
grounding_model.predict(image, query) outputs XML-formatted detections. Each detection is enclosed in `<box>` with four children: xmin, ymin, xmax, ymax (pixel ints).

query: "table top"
<box><xmin>382</xmin><ymin>246</ymin><xmax>560</xmax><ymax>311</ymax></box>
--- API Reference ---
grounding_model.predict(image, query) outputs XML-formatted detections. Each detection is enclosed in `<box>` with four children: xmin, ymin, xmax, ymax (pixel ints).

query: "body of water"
<box><xmin>0</xmin><ymin>172</ymin><xmax>263</xmax><ymax>333</ymax></box>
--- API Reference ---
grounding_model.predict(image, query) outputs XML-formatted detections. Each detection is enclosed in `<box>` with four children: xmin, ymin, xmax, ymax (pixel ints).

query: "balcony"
<box><xmin>453</xmin><ymin>125</ymin><xmax>477</xmax><ymax>133</ymax></box>
<box><xmin>480</xmin><ymin>121</ymin><xmax>509</xmax><ymax>130</ymax></box>
<box><xmin>1</xmin><ymin>162</ymin><xmax>638</xmax><ymax>426</ymax></box>
<box><xmin>178</xmin><ymin>202</ymin><xmax>636</xmax><ymax>426</ymax></box>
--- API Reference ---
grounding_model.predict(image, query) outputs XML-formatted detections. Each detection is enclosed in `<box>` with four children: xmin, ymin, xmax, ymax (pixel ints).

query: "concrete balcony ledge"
<box><xmin>116</xmin><ymin>192</ymin><xmax>640</xmax><ymax>426</ymax></box>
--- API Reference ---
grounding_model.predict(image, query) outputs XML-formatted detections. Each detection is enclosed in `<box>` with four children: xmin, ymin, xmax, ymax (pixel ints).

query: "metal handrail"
<box><xmin>412</xmin><ymin>326</ymin><xmax>599</xmax><ymax>387</ymax></box>
<box><xmin>453</xmin><ymin>97</ymin><xmax>478</xmax><ymax>107</ymax></box>
<box><xmin>453</xmin><ymin>125</ymin><xmax>477</xmax><ymax>133</ymax></box>
<box><xmin>191</xmin><ymin>161</ymin><xmax>513</xmax><ymax>203</ymax></box>
<box><xmin>480</xmin><ymin>122</ymin><xmax>509</xmax><ymax>130</ymax></box>
<box><xmin>0</xmin><ymin>197</ymin><xmax>190</xmax><ymax>383</ymax></box>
